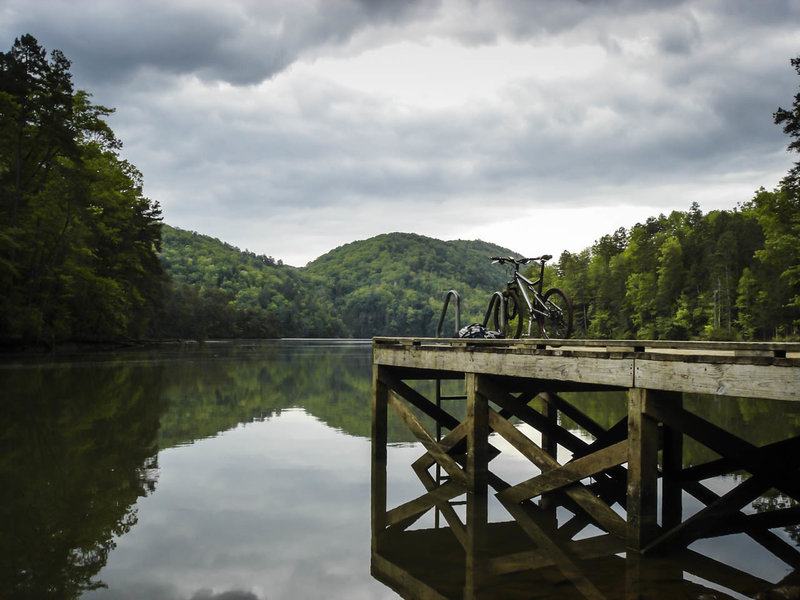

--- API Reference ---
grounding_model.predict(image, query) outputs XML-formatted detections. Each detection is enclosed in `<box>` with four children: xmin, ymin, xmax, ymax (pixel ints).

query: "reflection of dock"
<box><xmin>371</xmin><ymin>338</ymin><xmax>800</xmax><ymax>599</ymax></box>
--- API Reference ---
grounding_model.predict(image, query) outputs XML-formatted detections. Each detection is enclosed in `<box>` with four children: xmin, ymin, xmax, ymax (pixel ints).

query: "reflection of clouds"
<box><xmin>84</xmin><ymin>409</ymin><xmax>400</xmax><ymax>600</ymax></box>
<box><xmin>191</xmin><ymin>590</ymin><xmax>259</xmax><ymax>600</ymax></box>
<box><xmin>84</xmin><ymin>582</ymin><xmax>261</xmax><ymax>600</ymax></box>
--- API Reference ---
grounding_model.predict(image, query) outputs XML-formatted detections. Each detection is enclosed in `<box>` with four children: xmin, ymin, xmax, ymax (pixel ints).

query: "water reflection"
<box><xmin>3</xmin><ymin>341</ymin><xmax>800</xmax><ymax>599</ymax></box>
<box><xmin>372</xmin><ymin>512</ymin><xmax>800</xmax><ymax>599</ymax></box>
<box><xmin>0</xmin><ymin>359</ymin><xmax>167</xmax><ymax>598</ymax></box>
<box><xmin>0</xmin><ymin>340</ymin><xmax>395</xmax><ymax>599</ymax></box>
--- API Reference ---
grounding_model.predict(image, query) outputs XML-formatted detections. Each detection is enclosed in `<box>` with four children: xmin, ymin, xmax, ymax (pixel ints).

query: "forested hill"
<box><xmin>157</xmin><ymin>190</ymin><xmax>800</xmax><ymax>342</ymax></box>
<box><xmin>306</xmin><ymin>233</ymin><xmax>516</xmax><ymax>337</ymax></box>
<box><xmin>156</xmin><ymin>227</ymin><xmax>518</xmax><ymax>339</ymax></box>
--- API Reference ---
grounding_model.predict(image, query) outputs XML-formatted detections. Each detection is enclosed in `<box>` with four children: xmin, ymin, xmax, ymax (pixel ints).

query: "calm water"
<box><xmin>2</xmin><ymin>340</ymin><xmax>799</xmax><ymax>599</ymax></box>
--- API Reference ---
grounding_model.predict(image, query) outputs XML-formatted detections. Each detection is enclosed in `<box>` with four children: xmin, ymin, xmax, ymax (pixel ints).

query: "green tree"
<box><xmin>774</xmin><ymin>56</ymin><xmax>800</xmax><ymax>190</ymax></box>
<box><xmin>655</xmin><ymin>235</ymin><xmax>685</xmax><ymax>338</ymax></box>
<box><xmin>0</xmin><ymin>35</ymin><xmax>164</xmax><ymax>344</ymax></box>
<box><xmin>737</xmin><ymin>188</ymin><xmax>800</xmax><ymax>337</ymax></box>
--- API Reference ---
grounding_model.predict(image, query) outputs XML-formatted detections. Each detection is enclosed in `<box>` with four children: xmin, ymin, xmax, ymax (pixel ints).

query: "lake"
<box><xmin>2</xmin><ymin>340</ymin><xmax>799</xmax><ymax>599</ymax></box>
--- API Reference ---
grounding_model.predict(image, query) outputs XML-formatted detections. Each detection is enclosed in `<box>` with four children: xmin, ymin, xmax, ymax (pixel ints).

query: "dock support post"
<box><xmin>661</xmin><ymin>392</ymin><xmax>684</xmax><ymax>532</ymax></box>
<box><xmin>465</xmin><ymin>373</ymin><xmax>489</xmax><ymax>598</ymax></box>
<box><xmin>539</xmin><ymin>392</ymin><xmax>559</xmax><ymax>526</ymax></box>
<box><xmin>627</xmin><ymin>388</ymin><xmax>660</xmax><ymax>551</ymax></box>
<box><xmin>540</xmin><ymin>392</ymin><xmax>558</xmax><ymax>458</ymax></box>
<box><xmin>371</xmin><ymin>364</ymin><xmax>388</xmax><ymax>553</ymax></box>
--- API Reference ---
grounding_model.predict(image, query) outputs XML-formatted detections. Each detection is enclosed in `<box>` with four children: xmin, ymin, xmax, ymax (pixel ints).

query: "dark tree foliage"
<box><xmin>0</xmin><ymin>35</ymin><xmax>164</xmax><ymax>346</ymax></box>
<box><xmin>153</xmin><ymin>225</ymin><xmax>346</xmax><ymax>339</ymax></box>
<box><xmin>155</xmin><ymin>227</ymin><xmax>515</xmax><ymax>339</ymax></box>
<box><xmin>774</xmin><ymin>56</ymin><xmax>800</xmax><ymax>190</ymax></box>
<box><xmin>552</xmin><ymin>198</ymin><xmax>797</xmax><ymax>340</ymax></box>
<box><xmin>0</xmin><ymin>360</ymin><xmax>167</xmax><ymax>597</ymax></box>
<box><xmin>304</xmin><ymin>233</ymin><xmax>516</xmax><ymax>337</ymax></box>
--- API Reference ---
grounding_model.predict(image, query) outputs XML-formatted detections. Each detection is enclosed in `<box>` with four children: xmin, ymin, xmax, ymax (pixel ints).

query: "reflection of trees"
<box><xmin>562</xmin><ymin>391</ymin><xmax>800</xmax><ymax>466</ymax></box>
<box><xmin>155</xmin><ymin>342</ymin><xmax>420</xmax><ymax>446</ymax></box>
<box><xmin>155</xmin><ymin>342</ymin><xmax>800</xmax><ymax>451</ymax></box>
<box><xmin>752</xmin><ymin>492</ymin><xmax>800</xmax><ymax>544</ymax></box>
<box><xmin>0</xmin><ymin>360</ymin><xmax>167</xmax><ymax>598</ymax></box>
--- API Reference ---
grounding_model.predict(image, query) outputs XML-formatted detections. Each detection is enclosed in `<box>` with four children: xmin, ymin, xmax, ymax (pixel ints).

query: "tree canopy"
<box><xmin>153</xmin><ymin>228</ymin><xmax>515</xmax><ymax>339</ymax></box>
<box><xmin>0</xmin><ymin>34</ymin><xmax>164</xmax><ymax>346</ymax></box>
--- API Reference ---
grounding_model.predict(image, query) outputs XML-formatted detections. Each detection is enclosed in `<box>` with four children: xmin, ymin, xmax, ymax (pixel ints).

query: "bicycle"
<box><xmin>484</xmin><ymin>255</ymin><xmax>574</xmax><ymax>339</ymax></box>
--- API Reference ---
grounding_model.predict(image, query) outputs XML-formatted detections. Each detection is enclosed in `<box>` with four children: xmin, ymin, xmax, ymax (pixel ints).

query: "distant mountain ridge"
<box><xmin>157</xmin><ymin>226</ymin><xmax>522</xmax><ymax>338</ymax></box>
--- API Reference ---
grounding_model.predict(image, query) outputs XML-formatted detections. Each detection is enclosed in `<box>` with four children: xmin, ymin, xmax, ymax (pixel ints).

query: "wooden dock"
<box><xmin>371</xmin><ymin>338</ymin><xmax>800</xmax><ymax>599</ymax></box>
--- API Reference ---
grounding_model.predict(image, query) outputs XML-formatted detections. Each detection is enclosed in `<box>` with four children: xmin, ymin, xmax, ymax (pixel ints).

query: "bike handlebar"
<box><xmin>490</xmin><ymin>255</ymin><xmax>552</xmax><ymax>265</ymax></box>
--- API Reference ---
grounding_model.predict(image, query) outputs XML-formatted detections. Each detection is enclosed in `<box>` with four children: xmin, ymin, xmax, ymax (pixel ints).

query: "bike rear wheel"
<box><xmin>492</xmin><ymin>288</ymin><xmax>524</xmax><ymax>338</ymax></box>
<box><xmin>540</xmin><ymin>287</ymin><xmax>573</xmax><ymax>339</ymax></box>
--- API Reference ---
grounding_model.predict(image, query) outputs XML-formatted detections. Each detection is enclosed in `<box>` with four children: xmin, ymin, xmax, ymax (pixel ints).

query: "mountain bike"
<box><xmin>485</xmin><ymin>255</ymin><xmax>573</xmax><ymax>339</ymax></box>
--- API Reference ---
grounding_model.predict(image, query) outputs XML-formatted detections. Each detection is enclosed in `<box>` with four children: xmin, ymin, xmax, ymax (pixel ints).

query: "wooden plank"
<box><xmin>540</xmin><ymin>392</ymin><xmax>558</xmax><ymax>457</ymax></box>
<box><xmin>381</xmin><ymin>370</ymin><xmax>461</xmax><ymax>430</ymax></box>
<box><xmin>372</xmin><ymin>365</ymin><xmax>389</xmax><ymax>546</ymax></box>
<box><xmin>411</xmin><ymin>460</ymin><xmax>468</xmax><ymax>549</ymax></box>
<box><xmin>496</xmin><ymin>496</ymin><xmax>607</xmax><ymax>600</ymax></box>
<box><xmin>488</xmin><ymin>533</ymin><xmax>625</xmax><ymax>575</ymax></box>
<box><xmin>501</xmin><ymin>441</ymin><xmax>628</xmax><ymax>503</ymax></box>
<box><xmin>636</xmin><ymin>358</ymin><xmax>800</xmax><ymax>402</ymax></box>
<box><xmin>712</xmin><ymin>505</ymin><xmax>800</xmax><ymax>537</ymax></box>
<box><xmin>646</xmin><ymin>473</ymin><xmax>771</xmax><ymax>553</ymax></box>
<box><xmin>411</xmin><ymin>419</ymin><xmax>470</xmax><ymax>472</ymax></box>
<box><xmin>646</xmin><ymin>400</ymin><xmax>800</xmax><ymax>501</ymax></box>
<box><xmin>477</xmin><ymin>376</ymin><xmax>592</xmax><ymax>455</ymax></box>
<box><xmin>385</xmin><ymin>479</ymin><xmax>466</xmax><ymax>527</ymax></box>
<box><xmin>660</xmin><ymin>392</ymin><xmax>684</xmax><ymax>532</ymax></box>
<box><xmin>680</xmin><ymin>478</ymin><xmax>800</xmax><ymax>568</ymax></box>
<box><xmin>371</xmin><ymin>551</ymin><xmax>449</xmax><ymax>600</ymax></box>
<box><xmin>627</xmin><ymin>388</ymin><xmax>660</xmax><ymax>551</ymax></box>
<box><xmin>388</xmin><ymin>393</ymin><xmax>467</xmax><ymax>486</ymax></box>
<box><xmin>569</xmin><ymin>417</ymin><xmax>628</xmax><ymax>459</ymax></box>
<box><xmin>489</xmin><ymin>410</ymin><xmax>627</xmax><ymax>539</ymax></box>
<box><xmin>374</xmin><ymin>345</ymin><xmax>635</xmax><ymax>387</ymax></box>
<box><xmin>373</xmin><ymin>336</ymin><xmax>800</xmax><ymax>354</ymax></box>
<box><xmin>465</xmin><ymin>373</ymin><xmax>489</xmax><ymax>596</ymax></box>
<box><xmin>680</xmin><ymin>435</ymin><xmax>800</xmax><ymax>482</ymax></box>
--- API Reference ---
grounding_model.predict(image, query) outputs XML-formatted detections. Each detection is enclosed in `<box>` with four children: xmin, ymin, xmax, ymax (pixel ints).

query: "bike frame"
<box><xmin>485</xmin><ymin>255</ymin><xmax>570</xmax><ymax>338</ymax></box>
<box><xmin>508</xmin><ymin>259</ymin><xmax>551</xmax><ymax>335</ymax></box>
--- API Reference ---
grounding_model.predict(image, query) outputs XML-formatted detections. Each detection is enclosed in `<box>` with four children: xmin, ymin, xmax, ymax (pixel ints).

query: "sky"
<box><xmin>2</xmin><ymin>0</ymin><xmax>799</xmax><ymax>267</ymax></box>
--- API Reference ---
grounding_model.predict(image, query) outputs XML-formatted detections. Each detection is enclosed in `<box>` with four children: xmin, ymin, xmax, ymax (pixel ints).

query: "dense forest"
<box><xmin>156</xmin><ymin>226</ymin><xmax>514</xmax><ymax>339</ymax></box>
<box><xmin>0</xmin><ymin>35</ymin><xmax>164</xmax><ymax>345</ymax></box>
<box><xmin>155</xmin><ymin>225</ymin><xmax>345</xmax><ymax>339</ymax></box>
<box><xmin>552</xmin><ymin>191</ymin><xmax>799</xmax><ymax>340</ymax></box>
<box><xmin>1</xmin><ymin>36</ymin><xmax>799</xmax><ymax>346</ymax></box>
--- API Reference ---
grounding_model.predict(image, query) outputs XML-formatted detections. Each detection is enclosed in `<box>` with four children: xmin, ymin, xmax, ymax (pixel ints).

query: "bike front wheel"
<box><xmin>540</xmin><ymin>287</ymin><xmax>573</xmax><ymax>339</ymax></box>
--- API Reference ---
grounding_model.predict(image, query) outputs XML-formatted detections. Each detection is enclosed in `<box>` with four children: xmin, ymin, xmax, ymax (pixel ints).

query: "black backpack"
<box><xmin>457</xmin><ymin>323</ymin><xmax>504</xmax><ymax>339</ymax></box>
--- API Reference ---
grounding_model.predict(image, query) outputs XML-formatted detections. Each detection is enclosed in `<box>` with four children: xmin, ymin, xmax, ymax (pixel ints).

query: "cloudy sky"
<box><xmin>2</xmin><ymin>1</ymin><xmax>798</xmax><ymax>266</ymax></box>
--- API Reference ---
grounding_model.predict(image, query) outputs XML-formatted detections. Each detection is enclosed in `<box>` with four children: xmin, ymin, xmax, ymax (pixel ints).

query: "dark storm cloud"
<box><xmin>2</xmin><ymin>0</ymin><xmax>438</xmax><ymax>86</ymax></box>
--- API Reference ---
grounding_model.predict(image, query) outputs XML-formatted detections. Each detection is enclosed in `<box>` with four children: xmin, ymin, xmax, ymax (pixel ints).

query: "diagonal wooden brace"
<box><xmin>388</xmin><ymin>393</ymin><xmax>467</xmax><ymax>486</ymax></box>
<box><xmin>499</xmin><ymin>440</ymin><xmax>628</xmax><ymax>504</ymax></box>
<box><xmin>489</xmin><ymin>409</ymin><xmax>627</xmax><ymax>539</ymax></box>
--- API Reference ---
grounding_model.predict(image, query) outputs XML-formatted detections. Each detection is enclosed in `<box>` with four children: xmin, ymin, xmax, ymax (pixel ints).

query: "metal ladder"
<box><xmin>434</xmin><ymin>290</ymin><xmax>467</xmax><ymax>527</ymax></box>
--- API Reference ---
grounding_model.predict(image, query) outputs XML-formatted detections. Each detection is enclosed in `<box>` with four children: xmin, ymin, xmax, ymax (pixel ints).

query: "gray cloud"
<box><xmin>3</xmin><ymin>0</ymin><xmax>438</xmax><ymax>86</ymax></box>
<box><xmin>2</xmin><ymin>0</ymin><xmax>798</xmax><ymax>265</ymax></box>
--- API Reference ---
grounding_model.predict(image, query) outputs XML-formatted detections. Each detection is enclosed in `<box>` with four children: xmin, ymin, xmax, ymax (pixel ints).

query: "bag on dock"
<box><xmin>458</xmin><ymin>323</ymin><xmax>504</xmax><ymax>339</ymax></box>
